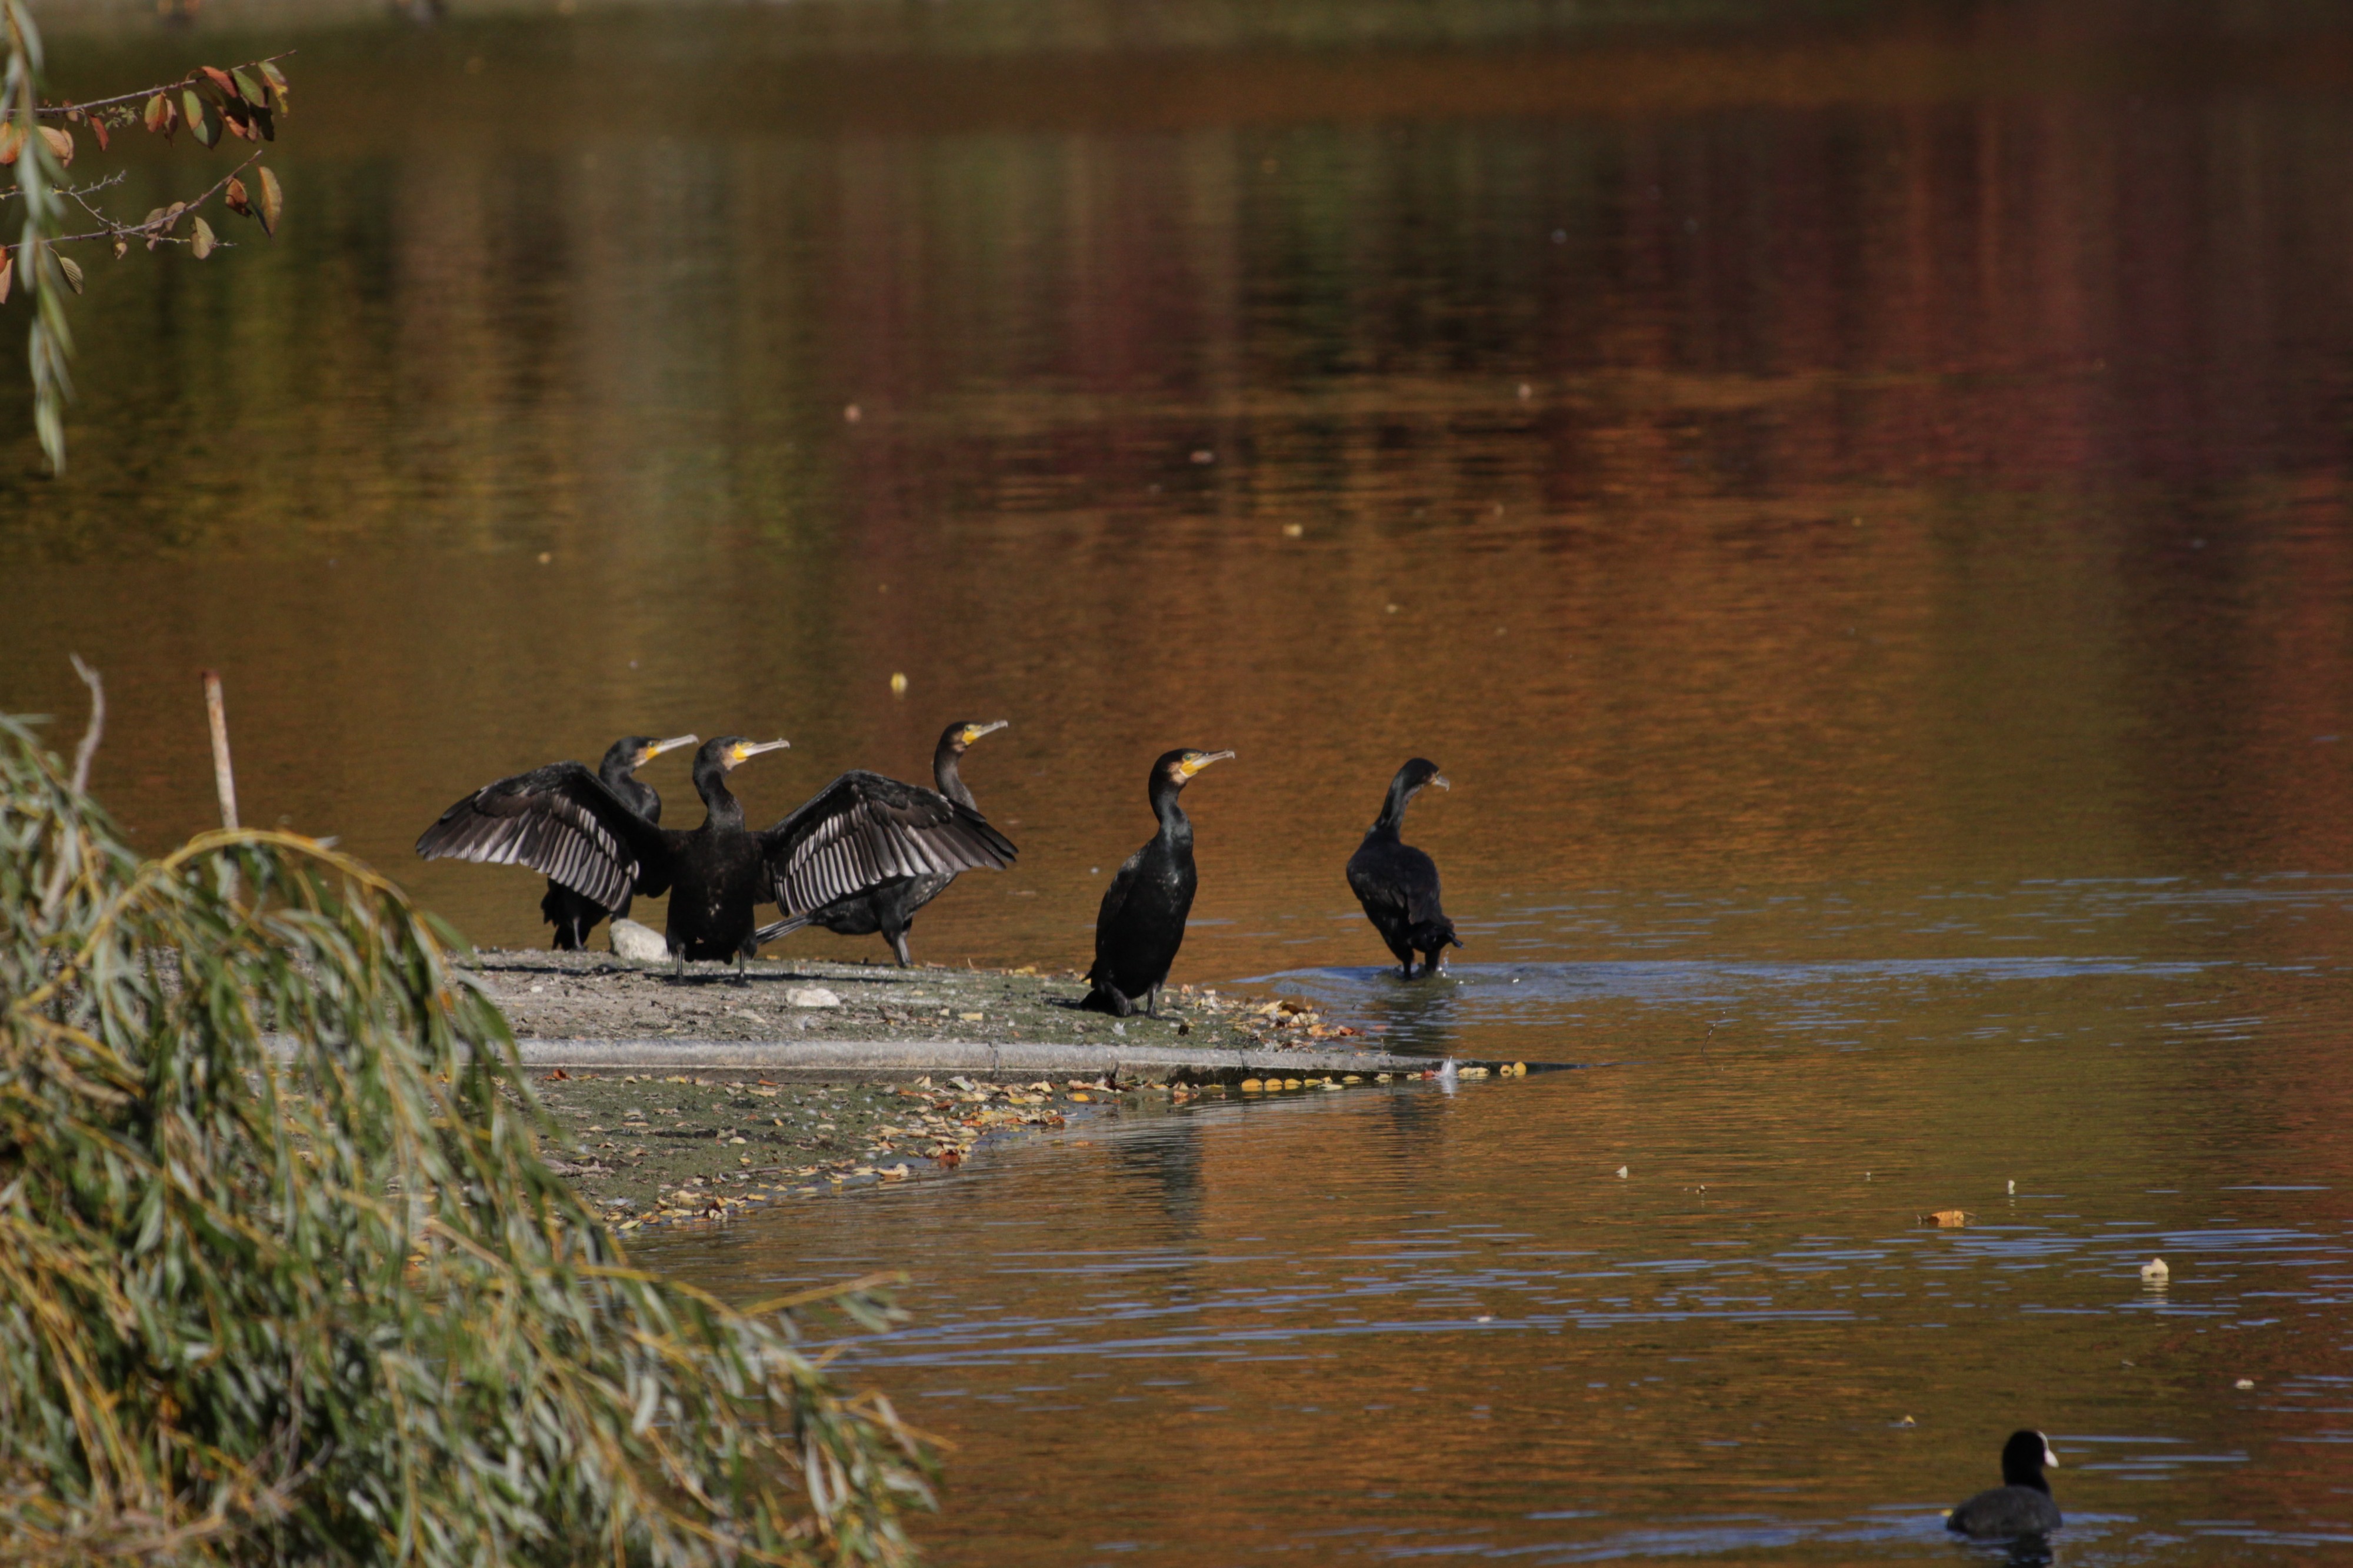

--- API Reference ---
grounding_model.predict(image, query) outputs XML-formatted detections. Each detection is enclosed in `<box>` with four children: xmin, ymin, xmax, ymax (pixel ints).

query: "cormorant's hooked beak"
<box><xmin>1178</xmin><ymin>749</ymin><xmax>1236</xmax><ymax>779</ymax></box>
<box><xmin>725</xmin><ymin>738</ymin><xmax>791</xmax><ymax>769</ymax></box>
<box><xmin>962</xmin><ymin>720</ymin><xmax>1010</xmax><ymax>746</ymax></box>
<box><xmin>638</xmin><ymin>734</ymin><xmax>699</xmax><ymax>766</ymax></box>
<box><xmin>1431</xmin><ymin>772</ymin><xmax>1451</xmax><ymax>790</ymax></box>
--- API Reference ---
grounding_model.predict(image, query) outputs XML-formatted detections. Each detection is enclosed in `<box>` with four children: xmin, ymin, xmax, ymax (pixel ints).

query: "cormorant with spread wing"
<box><xmin>753</xmin><ymin>719</ymin><xmax>1010</xmax><ymax>965</ymax></box>
<box><xmin>417</xmin><ymin>735</ymin><xmax>1016</xmax><ymax>975</ymax></box>
<box><xmin>1346</xmin><ymin>757</ymin><xmax>1461</xmax><ymax>978</ymax></box>
<box><xmin>1082</xmin><ymin>748</ymin><xmax>1233</xmax><ymax>1017</ymax></box>
<box><xmin>542</xmin><ymin>734</ymin><xmax>698</xmax><ymax>950</ymax></box>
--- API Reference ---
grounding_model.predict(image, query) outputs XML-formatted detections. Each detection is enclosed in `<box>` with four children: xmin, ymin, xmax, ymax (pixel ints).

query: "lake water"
<box><xmin>4</xmin><ymin>0</ymin><xmax>2352</xmax><ymax>1560</ymax></box>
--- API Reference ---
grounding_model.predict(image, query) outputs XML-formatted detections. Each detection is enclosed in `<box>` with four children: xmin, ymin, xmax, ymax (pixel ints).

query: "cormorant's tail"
<box><xmin>1413</xmin><ymin>919</ymin><xmax>1462</xmax><ymax>953</ymax></box>
<box><xmin>751</xmin><ymin>912</ymin><xmax>814</xmax><ymax>948</ymax></box>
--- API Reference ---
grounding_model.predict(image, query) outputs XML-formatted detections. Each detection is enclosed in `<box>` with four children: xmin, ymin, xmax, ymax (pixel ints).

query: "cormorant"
<box><xmin>1345</xmin><ymin>757</ymin><xmax>1461</xmax><ymax>979</ymax></box>
<box><xmin>417</xmin><ymin>735</ymin><xmax>1015</xmax><ymax>975</ymax></box>
<box><xmin>1082</xmin><ymin>748</ymin><xmax>1232</xmax><ymax>1017</ymax></box>
<box><xmin>1947</xmin><ymin>1430</ymin><xmax>2062</xmax><ymax>1539</ymax></box>
<box><xmin>752</xmin><ymin>719</ymin><xmax>1009</xmax><ymax>965</ymax></box>
<box><xmin>542</xmin><ymin>734</ymin><xmax>698</xmax><ymax>950</ymax></box>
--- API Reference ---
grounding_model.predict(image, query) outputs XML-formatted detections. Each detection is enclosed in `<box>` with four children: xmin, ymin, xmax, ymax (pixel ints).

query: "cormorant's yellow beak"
<box><xmin>1178</xmin><ymin>749</ymin><xmax>1236</xmax><ymax>778</ymax></box>
<box><xmin>728</xmin><ymin>738</ymin><xmax>791</xmax><ymax>768</ymax></box>
<box><xmin>638</xmin><ymin>734</ymin><xmax>699</xmax><ymax>766</ymax></box>
<box><xmin>962</xmin><ymin>720</ymin><xmax>1010</xmax><ymax>746</ymax></box>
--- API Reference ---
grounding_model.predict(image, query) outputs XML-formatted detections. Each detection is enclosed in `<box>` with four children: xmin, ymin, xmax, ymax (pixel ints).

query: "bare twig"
<box><xmin>32</xmin><ymin>49</ymin><xmax>293</xmax><ymax>118</ymax></box>
<box><xmin>36</xmin><ymin>656</ymin><xmax>102</xmax><ymax>919</ymax></box>
<box><xmin>0</xmin><ymin>169</ymin><xmax>126</xmax><ymax>205</ymax></box>
<box><xmin>65</xmin><ymin>653</ymin><xmax>101</xmax><ymax>793</ymax></box>
<box><xmin>202</xmin><ymin>670</ymin><xmax>237</xmax><ymax>831</ymax></box>
<box><xmin>0</xmin><ymin>146</ymin><xmax>262</xmax><ymax>256</ymax></box>
<box><xmin>56</xmin><ymin>170</ymin><xmax>129</xmax><ymax>223</ymax></box>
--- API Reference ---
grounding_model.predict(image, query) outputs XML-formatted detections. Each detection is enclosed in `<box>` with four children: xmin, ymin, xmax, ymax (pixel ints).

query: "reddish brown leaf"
<box><xmin>224</xmin><ymin>176</ymin><xmax>251</xmax><ymax>216</ymax></box>
<box><xmin>199</xmin><ymin>66</ymin><xmax>238</xmax><ymax>99</ymax></box>
<box><xmin>0</xmin><ymin>123</ymin><xmax>22</xmax><ymax>167</ymax></box>
<box><xmin>90</xmin><ymin>115</ymin><xmax>108</xmax><ymax>152</ymax></box>
<box><xmin>0</xmin><ymin>253</ymin><xmax>13</xmax><ymax>305</ymax></box>
<box><xmin>37</xmin><ymin>125</ymin><xmax>72</xmax><ymax>166</ymax></box>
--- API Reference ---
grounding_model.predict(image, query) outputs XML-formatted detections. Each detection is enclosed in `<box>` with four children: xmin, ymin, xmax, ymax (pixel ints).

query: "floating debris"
<box><xmin>1921</xmin><ymin>1209</ymin><xmax>1969</xmax><ymax>1227</ymax></box>
<box><xmin>2142</xmin><ymin>1257</ymin><xmax>2170</xmax><ymax>1282</ymax></box>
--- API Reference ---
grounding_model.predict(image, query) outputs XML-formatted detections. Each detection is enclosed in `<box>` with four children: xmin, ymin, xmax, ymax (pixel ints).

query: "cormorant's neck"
<box><xmin>1373</xmin><ymin>776</ymin><xmax>1418</xmax><ymax>835</ymax></box>
<box><xmin>693</xmin><ymin>760</ymin><xmax>745</xmax><ymax>832</ymax></box>
<box><xmin>1150</xmin><ymin>777</ymin><xmax>1191</xmax><ymax>845</ymax></box>
<box><xmin>2007</xmin><ymin>1471</ymin><xmax>2050</xmax><ymax>1495</ymax></box>
<box><xmin>934</xmin><ymin>742</ymin><xmax>977</xmax><ymax>812</ymax></box>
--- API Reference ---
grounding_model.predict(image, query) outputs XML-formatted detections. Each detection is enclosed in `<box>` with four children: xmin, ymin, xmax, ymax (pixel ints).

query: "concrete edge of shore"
<box><xmin>504</xmin><ymin>1035</ymin><xmax>1571</xmax><ymax>1082</ymax></box>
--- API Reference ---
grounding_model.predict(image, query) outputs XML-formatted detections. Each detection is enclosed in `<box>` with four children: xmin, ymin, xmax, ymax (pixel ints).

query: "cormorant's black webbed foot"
<box><xmin>1081</xmin><ymin>982</ymin><xmax>1136</xmax><ymax>1017</ymax></box>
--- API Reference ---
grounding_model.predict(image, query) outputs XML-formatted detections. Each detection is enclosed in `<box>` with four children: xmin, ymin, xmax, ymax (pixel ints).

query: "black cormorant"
<box><xmin>418</xmin><ymin>735</ymin><xmax>1015</xmax><ymax>975</ymax></box>
<box><xmin>541</xmin><ymin>734</ymin><xmax>698</xmax><ymax>950</ymax></box>
<box><xmin>1947</xmin><ymin>1430</ymin><xmax>2062</xmax><ymax>1539</ymax></box>
<box><xmin>752</xmin><ymin>719</ymin><xmax>1009</xmax><ymax>965</ymax></box>
<box><xmin>1345</xmin><ymin>757</ymin><xmax>1461</xmax><ymax>979</ymax></box>
<box><xmin>1082</xmin><ymin>748</ymin><xmax>1232</xmax><ymax>1017</ymax></box>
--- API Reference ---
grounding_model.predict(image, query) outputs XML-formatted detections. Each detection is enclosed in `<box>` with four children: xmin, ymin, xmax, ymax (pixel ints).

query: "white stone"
<box><xmin>786</xmin><ymin>986</ymin><xmax>842</xmax><ymax>1009</ymax></box>
<box><xmin>608</xmin><ymin>919</ymin><xmax>667</xmax><ymax>962</ymax></box>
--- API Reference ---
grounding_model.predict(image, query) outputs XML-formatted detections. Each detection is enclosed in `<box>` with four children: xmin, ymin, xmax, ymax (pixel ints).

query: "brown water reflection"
<box><xmin>4</xmin><ymin>5</ymin><xmax>2353</xmax><ymax>1555</ymax></box>
<box><xmin>6</xmin><ymin>4</ymin><xmax>2353</xmax><ymax>980</ymax></box>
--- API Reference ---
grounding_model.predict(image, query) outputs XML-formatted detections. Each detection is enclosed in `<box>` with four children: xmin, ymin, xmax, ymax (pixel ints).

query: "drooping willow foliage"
<box><xmin>0</xmin><ymin>695</ymin><xmax>934</xmax><ymax>1565</ymax></box>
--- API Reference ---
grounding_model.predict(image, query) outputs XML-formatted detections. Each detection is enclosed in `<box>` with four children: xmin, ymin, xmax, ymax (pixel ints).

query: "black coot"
<box><xmin>1947</xmin><ymin>1429</ymin><xmax>2062</xmax><ymax>1539</ymax></box>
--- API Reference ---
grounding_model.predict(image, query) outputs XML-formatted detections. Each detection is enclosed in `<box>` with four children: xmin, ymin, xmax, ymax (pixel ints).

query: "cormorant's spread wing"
<box><xmin>759</xmin><ymin>770</ymin><xmax>1018</xmax><ymax>917</ymax></box>
<box><xmin>415</xmin><ymin>761</ymin><xmax>673</xmax><ymax>909</ymax></box>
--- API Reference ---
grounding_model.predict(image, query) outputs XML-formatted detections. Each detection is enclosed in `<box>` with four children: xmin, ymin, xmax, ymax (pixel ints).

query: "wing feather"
<box><xmin>759</xmin><ymin>769</ymin><xmax>1018</xmax><ymax>916</ymax></box>
<box><xmin>415</xmin><ymin>760</ymin><xmax>672</xmax><ymax>909</ymax></box>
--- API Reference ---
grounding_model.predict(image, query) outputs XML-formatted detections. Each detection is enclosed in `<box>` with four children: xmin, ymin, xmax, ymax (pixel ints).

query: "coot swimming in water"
<box><xmin>1947</xmin><ymin>1429</ymin><xmax>2062</xmax><ymax>1539</ymax></box>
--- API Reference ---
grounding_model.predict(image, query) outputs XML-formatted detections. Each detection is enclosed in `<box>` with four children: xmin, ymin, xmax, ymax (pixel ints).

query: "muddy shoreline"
<box><xmin>472</xmin><ymin>949</ymin><xmax>1495</xmax><ymax>1230</ymax></box>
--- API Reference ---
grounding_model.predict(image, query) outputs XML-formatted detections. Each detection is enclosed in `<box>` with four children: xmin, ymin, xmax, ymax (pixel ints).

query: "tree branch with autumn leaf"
<box><xmin>0</xmin><ymin>0</ymin><xmax>288</xmax><ymax>471</ymax></box>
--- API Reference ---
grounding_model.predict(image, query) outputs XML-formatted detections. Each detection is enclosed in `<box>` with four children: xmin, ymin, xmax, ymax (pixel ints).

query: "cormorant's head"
<box><xmin>2000</xmin><ymin>1430</ymin><xmax>2058</xmax><ymax>1489</ymax></box>
<box><xmin>1396</xmin><ymin>757</ymin><xmax>1449</xmax><ymax>796</ymax></box>
<box><xmin>942</xmin><ymin>719</ymin><xmax>1009</xmax><ymax>753</ymax></box>
<box><xmin>620</xmin><ymin>735</ymin><xmax>699</xmax><ymax>770</ymax></box>
<box><xmin>701</xmin><ymin>735</ymin><xmax>791</xmax><ymax>773</ymax></box>
<box><xmin>1156</xmin><ymin>748</ymin><xmax>1235</xmax><ymax>789</ymax></box>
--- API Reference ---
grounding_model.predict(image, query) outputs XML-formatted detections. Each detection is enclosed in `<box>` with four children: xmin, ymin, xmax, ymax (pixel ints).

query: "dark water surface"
<box><xmin>5</xmin><ymin>0</ymin><xmax>2353</xmax><ymax>1559</ymax></box>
